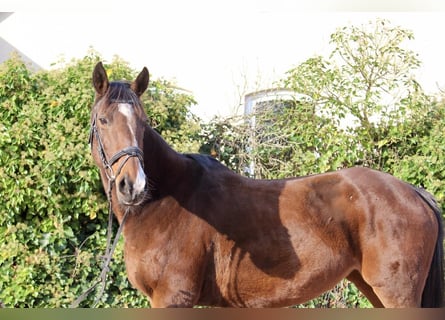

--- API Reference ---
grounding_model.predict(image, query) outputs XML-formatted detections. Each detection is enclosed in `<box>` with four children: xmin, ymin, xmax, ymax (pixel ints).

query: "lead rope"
<box><xmin>70</xmin><ymin>156</ymin><xmax>135</xmax><ymax>308</ymax></box>
<box><xmin>70</xmin><ymin>191</ymin><xmax>129</xmax><ymax>307</ymax></box>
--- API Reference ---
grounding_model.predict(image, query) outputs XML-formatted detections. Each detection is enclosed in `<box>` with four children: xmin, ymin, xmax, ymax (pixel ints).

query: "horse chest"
<box><xmin>123</xmin><ymin>235</ymin><xmax>169</xmax><ymax>299</ymax></box>
<box><xmin>122</xmin><ymin>213</ymin><xmax>209</xmax><ymax>306</ymax></box>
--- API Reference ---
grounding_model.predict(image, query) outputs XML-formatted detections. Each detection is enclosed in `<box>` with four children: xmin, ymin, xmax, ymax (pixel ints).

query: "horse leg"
<box><xmin>358</xmin><ymin>213</ymin><xmax>437</xmax><ymax>307</ymax></box>
<box><xmin>147</xmin><ymin>267</ymin><xmax>205</xmax><ymax>308</ymax></box>
<box><xmin>359</xmin><ymin>249</ymin><xmax>428</xmax><ymax>307</ymax></box>
<box><xmin>151</xmin><ymin>287</ymin><xmax>198</xmax><ymax>308</ymax></box>
<box><xmin>346</xmin><ymin>270</ymin><xmax>384</xmax><ymax>307</ymax></box>
<box><xmin>148</xmin><ymin>254</ymin><xmax>209</xmax><ymax>308</ymax></box>
<box><xmin>366</xmin><ymin>277</ymin><xmax>422</xmax><ymax>307</ymax></box>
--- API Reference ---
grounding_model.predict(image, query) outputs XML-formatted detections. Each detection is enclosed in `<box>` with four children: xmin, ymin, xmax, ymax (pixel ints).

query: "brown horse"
<box><xmin>89</xmin><ymin>62</ymin><xmax>444</xmax><ymax>308</ymax></box>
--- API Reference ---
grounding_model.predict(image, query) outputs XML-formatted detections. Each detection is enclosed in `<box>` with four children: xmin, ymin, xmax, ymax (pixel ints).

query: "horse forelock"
<box><xmin>107</xmin><ymin>82</ymin><xmax>140</xmax><ymax>105</ymax></box>
<box><xmin>93</xmin><ymin>81</ymin><xmax>146</xmax><ymax>119</ymax></box>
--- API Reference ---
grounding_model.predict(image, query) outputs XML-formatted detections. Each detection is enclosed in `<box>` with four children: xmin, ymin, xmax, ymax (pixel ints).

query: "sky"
<box><xmin>1</xmin><ymin>1</ymin><xmax>445</xmax><ymax>120</ymax></box>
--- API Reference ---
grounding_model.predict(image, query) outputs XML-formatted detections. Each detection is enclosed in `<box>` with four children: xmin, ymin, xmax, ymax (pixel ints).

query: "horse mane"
<box><xmin>185</xmin><ymin>153</ymin><xmax>232</xmax><ymax>172</ymax></box>
<box><xmin>107</xmin><ymin>81</ymin><xmax>141</xmax><ymax>106</ymax></box>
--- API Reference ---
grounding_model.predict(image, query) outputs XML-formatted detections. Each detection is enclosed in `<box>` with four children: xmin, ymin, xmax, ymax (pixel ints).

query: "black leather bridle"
<box><xmin>89</xmin><ymin>113</ymin><xmax>144</xmax><ymax>184</ymax></box>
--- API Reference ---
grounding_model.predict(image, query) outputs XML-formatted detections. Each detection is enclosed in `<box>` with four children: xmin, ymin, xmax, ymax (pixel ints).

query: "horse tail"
<box><xmin>414</xmin><ymin>187</ymin><xmax>444</xmax><ymax>307</ymax></box>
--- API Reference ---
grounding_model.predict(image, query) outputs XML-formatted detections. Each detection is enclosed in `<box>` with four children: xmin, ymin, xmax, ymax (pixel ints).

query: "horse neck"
<box><xmin>104</xmin><ymin>124</ymin><xmax>187</xmax><ymax>225</ymax></box>
<box><xmin>142</xmin><ymin>124</ymin><xmax>188</xmax><ymax>196</ymax></box>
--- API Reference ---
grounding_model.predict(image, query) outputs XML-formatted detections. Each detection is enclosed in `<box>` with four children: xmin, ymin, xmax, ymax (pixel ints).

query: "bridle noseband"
<box><xmin>89</xmin><ymin>114</ymin><xmax>145</xmax><ymax>184</ymax></box>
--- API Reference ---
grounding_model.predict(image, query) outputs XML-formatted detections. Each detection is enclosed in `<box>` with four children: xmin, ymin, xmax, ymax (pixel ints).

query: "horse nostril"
<box><xmin>118</xmin><ymin>176</ymin><xmax>133</xmax><ymax>197</ymax></box>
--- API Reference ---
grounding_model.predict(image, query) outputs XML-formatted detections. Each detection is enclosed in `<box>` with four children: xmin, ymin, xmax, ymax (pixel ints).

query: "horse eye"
<box><xmin>99</xmin><ymin>117</ymin><xmax>108</xmax><ymax>125</ymax></box>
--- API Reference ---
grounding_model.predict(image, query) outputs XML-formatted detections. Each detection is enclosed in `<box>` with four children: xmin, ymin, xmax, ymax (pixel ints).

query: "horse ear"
<box><xmin>131</xmin><ymin>67</ymin><xmax>149</xmax><ymax>97</ymax></box>
<box><xmin>92</xmin><ymin>62</ymin><xmax>109</xmax><ymax>97</ymax></box>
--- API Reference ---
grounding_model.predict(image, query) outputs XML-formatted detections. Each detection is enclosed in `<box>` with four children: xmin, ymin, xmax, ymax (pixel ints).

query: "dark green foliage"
<box><xmin>199</xmin><ymin>116</ymin><xmax>251</xmax><ymax>175</ymax></box>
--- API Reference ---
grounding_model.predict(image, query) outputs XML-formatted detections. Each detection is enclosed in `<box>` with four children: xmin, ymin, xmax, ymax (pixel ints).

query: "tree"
<box><xmin>282</xmin><ymin>19</ymin><xmax>433</xmax><ymax>171</ymax></box>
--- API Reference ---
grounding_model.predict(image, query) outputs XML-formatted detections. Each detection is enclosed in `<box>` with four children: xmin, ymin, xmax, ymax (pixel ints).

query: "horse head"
<box><xmin>90</xmin><ymin>62</ymin><xmax>149</xmax><ymax>207</ymax></box>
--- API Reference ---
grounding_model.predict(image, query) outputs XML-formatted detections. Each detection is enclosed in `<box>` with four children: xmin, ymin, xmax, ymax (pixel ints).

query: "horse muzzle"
<box><xmin>116</xmin><ymin>162</ymin><xmax>147</xmax><ymax>206</ymax></box>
